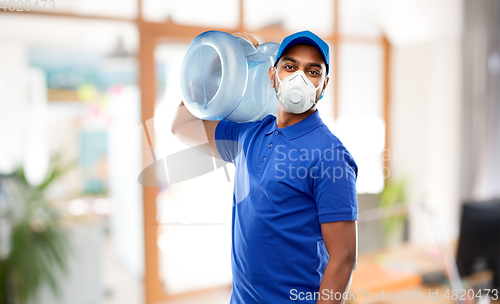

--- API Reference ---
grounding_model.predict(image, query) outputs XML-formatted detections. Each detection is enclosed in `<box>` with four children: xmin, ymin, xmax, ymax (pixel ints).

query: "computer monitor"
<box><xmin>456</xmin><ymin>198</ymin><xmax>500</xmax><ymax>290</ymax></box>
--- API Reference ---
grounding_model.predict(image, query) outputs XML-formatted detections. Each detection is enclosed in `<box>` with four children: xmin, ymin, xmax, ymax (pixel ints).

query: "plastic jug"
<box><xmin>180</xmin><ymin>31</ymin><xmax>280</xmax><ymax>122</ymax></box>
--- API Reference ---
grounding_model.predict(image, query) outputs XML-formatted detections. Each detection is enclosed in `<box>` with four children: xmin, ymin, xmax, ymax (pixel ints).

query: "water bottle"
<box><xmin>180</xmin><ymin>31</ymin><xmax>279</xmax><ymax>123</ymax></box>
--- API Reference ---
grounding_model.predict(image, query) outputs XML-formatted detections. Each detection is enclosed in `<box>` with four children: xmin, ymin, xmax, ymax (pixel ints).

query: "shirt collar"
<box><xmin>264</xmin><ymin>110</ymin><xmax>325</xmax><ymax>140</ymax></box>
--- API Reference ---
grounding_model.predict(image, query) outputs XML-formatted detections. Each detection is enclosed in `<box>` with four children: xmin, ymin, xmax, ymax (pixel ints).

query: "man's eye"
<box><xmin>310</xmin><ymin>70</ymin><xmax>320</xmax><ymax>76</ymax></box>
<box><xmin>284</xmin><ymin>65</ymin><xmax>294</xmax><ymax>70</ymax></box>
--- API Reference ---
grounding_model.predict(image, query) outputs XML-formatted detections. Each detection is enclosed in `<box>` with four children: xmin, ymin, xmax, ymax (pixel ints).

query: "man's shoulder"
<box><xmin>253</xmin><ymin>114</ymin><xmax>276</xmax><ymax>126</ymax></box>
<box><xmin>308</xmin><ymin>123</ymin><xmax>344</xmax><ymax>149</ymax></box>
<box><xmin>223</xmin><ymin>114</ymin><xmax>275</xmax><ymax>127</ymax></box>
<box><xmin>237</xmin><ymin>114</ymin><xmax>276</xmax><ymax>134</ymax></box>
<box><xmin>308</xmin><ymin>124</ymin><xmax>357</xmax><ymax>164</ymax></box>
<box><xmin>218</xmin><ymin>114</ymin><xmax>274</xmax><ymax>132</ymax></box>
<box><xmin>251</xmin><ymin>114</ymin><xmax>276</xmax><ymax>128</ymax></box>
<box><xmin>312</xmin><ymin>125</ymin><xmax>358</xmax><ymax>175</ymax></box>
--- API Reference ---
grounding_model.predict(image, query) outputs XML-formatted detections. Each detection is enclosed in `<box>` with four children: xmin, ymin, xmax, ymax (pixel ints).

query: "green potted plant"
<box><xmin>0</xmin><ymin>154</ymin><xmax>76</xmax><ymax>304</ymax></box>
<box><xmin>379</xmin><ymin>176</ymin><xmax>408</xmax><ymax>247</ymax></box>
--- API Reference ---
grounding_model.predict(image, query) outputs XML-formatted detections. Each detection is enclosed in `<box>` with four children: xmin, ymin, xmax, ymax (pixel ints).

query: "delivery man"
<box><xmin>172</xmin><ymin>30</ymin><xmax>358</xmax><ymax>304</ymax></box>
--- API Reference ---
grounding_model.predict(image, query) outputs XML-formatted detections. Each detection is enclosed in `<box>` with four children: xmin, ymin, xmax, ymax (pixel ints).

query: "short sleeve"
<box><xmin>214</xmin><ymin>120</ymin><xmax>244</xmax><ymax>163</ymax></box>
<box><xmin>312</xmin><ymin>148</ymin><xmax>358</xmax><ymax>223</ymax></box>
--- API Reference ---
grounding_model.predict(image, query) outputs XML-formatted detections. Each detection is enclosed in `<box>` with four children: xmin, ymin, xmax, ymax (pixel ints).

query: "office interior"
<box><xmin>0</xmin><ymin>0</ymin><xmax>499</xmax><ymax>303</ymax></box>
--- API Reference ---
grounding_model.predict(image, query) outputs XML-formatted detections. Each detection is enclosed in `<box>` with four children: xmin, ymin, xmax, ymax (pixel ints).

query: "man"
<box><xmin>172</xmin><ymin>30</ymin><xmax>358</xmax><ymax>304</ymax></box>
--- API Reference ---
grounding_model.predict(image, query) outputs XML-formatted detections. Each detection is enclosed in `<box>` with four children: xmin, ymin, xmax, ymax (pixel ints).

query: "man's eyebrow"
<box><xmin>282</xmin><ymin>57</ymin><xmax>323</xmax><ymax>69</ymax></box>
<box><xmin>309</xmin><ymin>62</ymin><xmax>323</xmax><ymax>69</ymax></box>
<box><xmin>281</xmin><ymin>57</ymin><xmax>296</xmax><ymax>63</ymax></box>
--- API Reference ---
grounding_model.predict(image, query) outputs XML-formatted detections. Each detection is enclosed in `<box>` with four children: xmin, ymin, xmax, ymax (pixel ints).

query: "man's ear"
<box><xmin>317</xmin><ymin>75</ymin><xmax>330</xmax><ymax>102</ymax></box>
<box><xmin>323</xmin><ymin>75</ymin><xmax>330</xmax><ymax>91</ymax></box>
<box><xmin>268</xmin><ymin>66</ymin><xmax>276</xmax><ymax>88</ymax></box>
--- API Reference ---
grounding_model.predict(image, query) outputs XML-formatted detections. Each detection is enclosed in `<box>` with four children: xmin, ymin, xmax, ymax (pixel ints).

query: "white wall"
<box><xmin>385</xmin><ymin>0</ymin><xmax>464</xmax><ymax>245</ymax></box>
<box><xmin>107</xmin><ymin>86</ymin><xmax>145</xmax><ymax>278</ymax></box>
<box><xmin>0</xmin><ymin>43</ymin><xmax>29</xmax><ymax>175</ymax></box>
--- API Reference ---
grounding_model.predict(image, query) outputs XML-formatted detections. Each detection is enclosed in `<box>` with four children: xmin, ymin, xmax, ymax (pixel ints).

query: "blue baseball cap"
<box><xmin>274</xmin><ymin>30</ymin><xmax>330</xmax><ymax>75</ymax></box>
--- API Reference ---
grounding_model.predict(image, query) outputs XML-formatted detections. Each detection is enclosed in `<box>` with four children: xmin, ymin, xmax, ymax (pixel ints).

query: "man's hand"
<box><xmin>232</xmin><ymin>32</ymin><xmax>259</xmax><ymax>48</ymax></box>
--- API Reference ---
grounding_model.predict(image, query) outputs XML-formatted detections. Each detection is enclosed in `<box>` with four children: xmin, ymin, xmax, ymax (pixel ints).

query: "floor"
<box><xmin>100</xmin><ymin>235</ymin><xmax>144</xmax><ymax>304</ymax></box>
<box><xmin>99</xmin><ymin>235</ymin><xmax>231</xmax><ymax>304</ymax></box>
<box><xmin>159</xmin><ymin>288</ymin><xmax>231</xmax><ymax>304</ymax></box>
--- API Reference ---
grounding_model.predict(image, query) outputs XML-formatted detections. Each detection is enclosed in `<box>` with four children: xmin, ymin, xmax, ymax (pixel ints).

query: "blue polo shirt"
<box><xmin>215</xmin><ymin>110</ymin><xmax>358</xmax><ymax>304</ymax></box>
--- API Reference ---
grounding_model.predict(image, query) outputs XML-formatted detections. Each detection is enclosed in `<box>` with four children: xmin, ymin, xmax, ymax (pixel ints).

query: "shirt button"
<box><xmin>262</xmin><ymin>157</ymin><xmax>266</xmax><ymax>162</ymax></box>
<box><xmin>268</xmin><ymin>144</ymin><xmax>272</xmax><ymax>149</ymax></box>
<box><xmin>274</xmin><ymin>131</ymin><xmax>279</xmax><ymax>135</ymax></box>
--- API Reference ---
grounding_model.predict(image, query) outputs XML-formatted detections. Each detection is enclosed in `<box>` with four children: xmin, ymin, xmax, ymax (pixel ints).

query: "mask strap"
<box><xmin>274</xmin><ymin>67</ymin><xmax>282</xmax><ymax>86</ymax></box>
<box><xmin>316</xmin><ymin>79</ymin><xmax>325</xmax><ymax>101</ymax></box>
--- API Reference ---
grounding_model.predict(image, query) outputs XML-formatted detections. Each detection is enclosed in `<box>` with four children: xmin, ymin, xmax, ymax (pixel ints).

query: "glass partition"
<box><xmin>154</xmin><ymin>42</ymin><xmax>233</xmax><ymax>295</ymax></box>
<box><xmin>337</xmin><ymin>42</ymin><xmax>385</xmax><ymax>194</ymax></box>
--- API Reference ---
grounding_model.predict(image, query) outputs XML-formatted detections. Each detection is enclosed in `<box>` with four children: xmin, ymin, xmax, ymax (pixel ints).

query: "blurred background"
<box><xmin>0</xmin><ymin>0</ymin><xmax>499</xmax><ymax>304</ymax></box>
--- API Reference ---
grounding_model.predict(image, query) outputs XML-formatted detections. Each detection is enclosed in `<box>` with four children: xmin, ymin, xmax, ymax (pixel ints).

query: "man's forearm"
<box><xmin>171</xmin><ymin>101</ymin><xmax>206</xmax><ymax>145</ymax></box>
<box><xmin>316</xmin><ymin>257</ymin><xmax>356</xmax><ymax>304</ymax></box>
<box><xmin>171</xmin><ymin>101</ymin><xmax>221</xmax><ymax>158</ymax></box>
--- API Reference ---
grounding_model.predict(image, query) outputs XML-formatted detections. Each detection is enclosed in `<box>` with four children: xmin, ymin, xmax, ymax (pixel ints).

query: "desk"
<box><xmin>346</xmin><ymin>242</ymin><xmax>498</xmax><ymax>304</ymax></box>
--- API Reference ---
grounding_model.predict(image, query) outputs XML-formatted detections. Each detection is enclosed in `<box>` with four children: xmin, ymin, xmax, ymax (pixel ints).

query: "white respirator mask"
<box><xmin>275</xmin><ymin>69</ymin><xmax>323</xmax><ymax>114</ymax></box>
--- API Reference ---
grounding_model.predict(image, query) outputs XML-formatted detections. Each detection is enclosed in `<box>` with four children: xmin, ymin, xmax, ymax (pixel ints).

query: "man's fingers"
<box><xmin>232</xmin><ymin>31</ymin><xmax>259</xmax><ymax>48</ymax></box>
